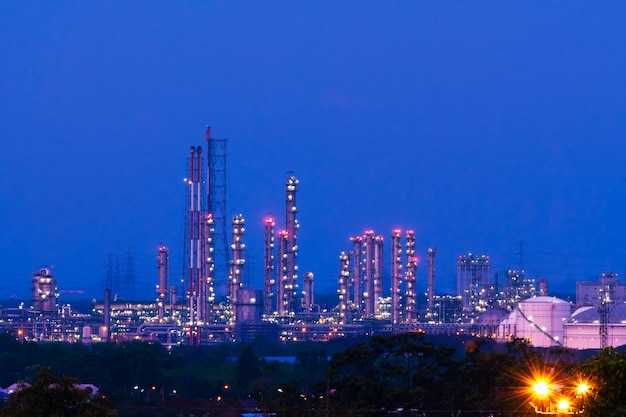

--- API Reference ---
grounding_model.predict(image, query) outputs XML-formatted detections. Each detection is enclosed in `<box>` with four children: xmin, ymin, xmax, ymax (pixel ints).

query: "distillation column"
<box><xmin>374</xmin><ymin>234</ymin><xmax>384</xmax><ymax>316</ymax></box>
<box><xmin>350</xmin><ymin>235</ymin><xmax>363</xmax><ymax>316</ymax></box>
<box><xmin>229</xmin><ymin>214</ymin><xmax>245</xmax><ymax>323</ymax></box>
<box><xmin>302</xmin><ymin>272</ymin><xmax>314</xmax><ymax>312</ymax></box>
<box><xmin>285</xmin><ymin>176</ymin><xmax>299</xmax><ymax>314</ymax></box>
<box><xmin>427</xmin><ymin>247</ymin><xmax>436</xmax><ymax>317</ymax></box>
<box><xmin>263</xmin><ymin>217</ymin><xmax>275</xmax><ymax>316</ymax></box>
<box><xmin>404</xmin><ymin>231</ymin><xmax>417</xmax><ymax>322</ymax></box>
<box><xmin>203</xmin><ymin>213</ymin><xmax>215</xmax><ymax>321</ymax></box>
<box><xmin>156</xmin><ymin>246</ymin><xmax>169</xmax><ymax>322</ymax></box>
<box><xmin>277</xmin><ymin>230</ymin><xmax>289</xmax><ymax>316</ymax></box>
<box><xmin>391</xmin><ymin>229</ymin><xmax>403</xmax><ymax>324</ymax></box>
<box><xmin>363</xmin><ymin>230</ymin><xmax>375</xmax><ymax>317</ymax></box>
<box><xmin>338</xmin><ymin>252</ymin><xmax>350</xmax><ymax>325</ymax></box>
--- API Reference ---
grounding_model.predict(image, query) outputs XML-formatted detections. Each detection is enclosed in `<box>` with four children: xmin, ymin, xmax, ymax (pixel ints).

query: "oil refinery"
<box><xmin>4</xmin><ymin>126</ymin><xmax>626</xmax><ymax>351</ymax></box>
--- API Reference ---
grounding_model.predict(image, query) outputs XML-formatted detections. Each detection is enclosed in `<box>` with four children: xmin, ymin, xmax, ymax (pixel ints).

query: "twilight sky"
<box><xmin>1</xmin><ymin>2</ymin><xmax>626</xmax><ymax>301</ymax></box>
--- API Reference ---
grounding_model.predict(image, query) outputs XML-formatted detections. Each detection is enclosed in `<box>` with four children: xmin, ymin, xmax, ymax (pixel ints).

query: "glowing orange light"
<box><xmin>576</xmin><ymin>382</ymin><xmax>590</xmax><ymax>395</ymax></box>
<box><xmin>533</xmin><ymin>381</ymin><xmax>549</xmax><ymax>397</ymax></box>
<box><xmin>557</xmin><ymin>399</ymin><xmax>570</xmax><ymax>412</ymax></box>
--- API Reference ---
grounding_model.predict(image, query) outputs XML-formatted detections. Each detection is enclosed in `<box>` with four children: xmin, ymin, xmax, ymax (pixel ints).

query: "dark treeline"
<box><xmin>0</xmin><ymin>331</ymin><xmax>625</xmax><ymax>416</ymax></box>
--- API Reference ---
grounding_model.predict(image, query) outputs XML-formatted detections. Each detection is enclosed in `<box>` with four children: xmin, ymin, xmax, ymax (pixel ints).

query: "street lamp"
<box><xmin>528</xmin><ymin>375</ymin><xmax>592</xmax><ymax>415</ymax></box>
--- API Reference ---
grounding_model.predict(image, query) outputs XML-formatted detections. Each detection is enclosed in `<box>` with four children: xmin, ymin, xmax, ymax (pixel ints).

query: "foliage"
<box><xmin>577</xmin><ymin>347</ymin><xmax>626</xmax><ymax>417</ymax></box>
<box><xmin>324</xmin><ymin>333</ymin><xmax>527</xmax><ymax>416</ymax></box>
<box><xmin>0</xmin><ymin>366</ymin><xmax>115</xmax><ymax>417</ymax></box>
<box><xmin>4</xmin><ymin>331</ymin><xmax>626</xmax><ymax>416</ymax></box>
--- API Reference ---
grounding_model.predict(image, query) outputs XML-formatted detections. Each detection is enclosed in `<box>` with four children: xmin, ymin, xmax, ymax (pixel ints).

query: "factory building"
<box><xmin>457</xmin><ymin>253</ymin><xmax>490</xmax><ymax>315</ymax></box>
<box><xmin>31</xmin><ymin>267</ymin><xmax>58</xmax><ymax>316</ymax></box>
<box><xmin>576</xmin><ymin>272</ymin><xmax>626</xmax><ymax>307</ymax></box>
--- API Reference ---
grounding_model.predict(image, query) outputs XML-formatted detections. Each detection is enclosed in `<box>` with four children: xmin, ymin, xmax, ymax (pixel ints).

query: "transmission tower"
<box><xmin>599</xmin><ymin>277</ymin><xmax>615</xmax><ymax>349</ymax></box>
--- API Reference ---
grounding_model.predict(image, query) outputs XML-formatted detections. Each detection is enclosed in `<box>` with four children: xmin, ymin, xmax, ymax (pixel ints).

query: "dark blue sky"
<box><xmin>2</xmin><ymin>2</ymin><xmax>626</xmax><ymax>300</ymax></box>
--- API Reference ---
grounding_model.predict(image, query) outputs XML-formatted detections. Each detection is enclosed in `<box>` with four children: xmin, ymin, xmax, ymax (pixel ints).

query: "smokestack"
<box><xmin>103</xmin><ymin>288</ymin><xmax>111</xmax><ymax>343</ymax></box>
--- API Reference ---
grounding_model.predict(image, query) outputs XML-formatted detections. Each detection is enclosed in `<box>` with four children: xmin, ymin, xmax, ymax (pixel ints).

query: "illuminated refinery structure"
<box><xmin>390</xmin><ymin>229</ymin><xmax>403</xmax><ymax>324</ymax></box>
<box><xmin>457</xmin><ymin>253</ymin><xmax>491</xmax><ymax>314</ymax></box>
<box><xmin>301</xmin><ymin>272</ymin><xmax>314</xmax><ymax>312</ymax></box>
<box><xmin>349</xmin><ymin>235</ymin><xmax>363</xmax><ymax>314</ymax></box>
<box><xmin>263</xmin><ymin>217</ymin><xmax>275</xmax><ymax>316</ymax></box>
<box><xmin>284</xmin><ymin>175</ymin><xmax>300</xmax><ymax>315</ymax></box>
<box><xmin>184</xmin><ymin>145</ymin><xmax>206</xmax><ymax>345</ymax></box>
<box><xmin>337</xmin><ymin>252</ymin><xmax>350</xmax><ymax>324</ymax></box>
<box><xmin>229</xmin><ymin>214</ymin><xmax>245</xmax><ymax>323</ymax></box>
<box><xmin>156</xmin><ymin>246</ymin><xmax>169</xmax><ymax>322</ymax></box>
<box><xmin>31</xmin><ymin>267</ymin><xmax>58</xmax><ymax>316</ymax></box>
<box><xmin>426</xmin><ymin>247</ymin><xmax>436</xmax><ymax>318</ymax></box>
<box><xmin>15</xmin><ymin>126</ymin><xmax>624</xmax><ymax>349</ymax></box>
<box><xmin>404</xmin><ymin>231</ymin><xmax>417</xmax><ymax>322</ymax></box>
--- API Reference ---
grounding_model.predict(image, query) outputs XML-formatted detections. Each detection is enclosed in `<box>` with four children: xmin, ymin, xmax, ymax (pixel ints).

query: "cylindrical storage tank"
<box><xmin>98</xmin><ymin>325</ymin><xmax>109</xmax><ymax>340</ymax></box>
<box><xmin>82</xmin><ymin>325</ymin><xmax>92</xmax><ymax>344</ymax></box>
<box><xmin>515</xmin><ymin>296</ymin><xmax>570</xmax><ymax>347</ymax></box>
<box><xmin>235</xmin><ymin>289</ymin><xmax>263</xmax><ymax>325</ymax></box>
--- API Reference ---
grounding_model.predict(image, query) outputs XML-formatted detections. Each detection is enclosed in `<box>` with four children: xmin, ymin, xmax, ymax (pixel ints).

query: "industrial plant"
<box><xmin>4</xmin><ymin>126</ymin><xmax>626</xmax><ymax>351</ymax></box>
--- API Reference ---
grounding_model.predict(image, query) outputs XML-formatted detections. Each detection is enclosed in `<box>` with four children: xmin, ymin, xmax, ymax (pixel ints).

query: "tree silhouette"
<box><xmin>0</xmin><ymin>366</ymin><xmax>115</xmax><ymax>417</ymax></box>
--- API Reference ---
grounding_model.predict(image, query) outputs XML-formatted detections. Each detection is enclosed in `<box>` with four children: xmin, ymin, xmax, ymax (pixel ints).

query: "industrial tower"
<box><xmin>156</xmin><ymin>246</ymin><xmax>169</xmax><ymax>322</ymax></box>
<box><xmin>374</xmin><ymin>234</ymin><xmax>384</xmax><ymax>316</ymax></box>
<box><xmin>404</xmin><ymin>231</ymin><xmax>417</xmax><ymax>322</ymax></box>
<box><xmin>391</xmin><ymin>229</ymin><xmax>403</xmax><ymax>323</ymax></box>
<box><xmin>203</xmin><ymin>213</ymin><xmax>215</xmax><ymax>320</ymax></box>
<box><xmin>427</xmin><ymin>247</ymin><xmax>436</xmax><ymax>317</ymax></box>
<box><xmin>359</xmin><ymin>230</ymin><xmax>384</xmax><ymax>318</ymax></box>
<box><xmin>338</xmin><ymin>252</ymin><xmax>350</xmax><ymax>324</ymax></box>
<box><xmin>363</xmin><ymin>230</ymin><xmax>376</xmax><ymax>316</ymax></box>
<box><xmin>205</xmin><ymin>127</ymin><xmax>230</xmax><ymax>297</ymax></box>
<box><xmin>184</xmin><ymin>145</ymin><xmax>205</xmax><ymax>345</ymax></box>
<box><xmin>284</xmin><ymin>175</ymin><xmax>299</xmax><ymax>315</ymax></box>
<box><xmin>229</xmin><ymin>214</ymin><xmax>245</xmax><ymax>323</ymax></box>
<box><xmin>302</xmin><ymin>272</ymin><xmax>314</xmax><ymax>312</ymax></box>
<box><xmin>457</xmin><ymin>252</ymin><xmax>490</xmax><ymax>313</ymax></box>
<box><xmin>598</xmin><ymin>273</ymin><xmax>616</xmax><ymax>349</ymax></box>
<box><xmin>263</xmin><ymin>217</ymin><xmax>275</xmax><ymax>316</ymax></box>
<box><xmin>31</xmin><ymin>267</ymin><xmax>58</xmax><ymax>316</ymax></box>
<box><xmin>350</xmin><ymin>235</ymin><xmax>363</xmax><ymax>315</ymax></box>
<box><xmin>277</xmin><ymin>230</ymin><xmax>290</xmax><ymax>316</ymax></box>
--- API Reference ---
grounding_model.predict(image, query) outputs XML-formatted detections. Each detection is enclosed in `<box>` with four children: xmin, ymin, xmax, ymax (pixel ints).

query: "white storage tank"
<box><xmin>564</xmin><ymin>303</ymin><xmax>626</xmax><ymax>349</ymax></box>
<box><xmin>498</xmin><ymin>296</ymin><xmax>571</xmax><ymax>348</ymax></box>
<box><xmin>82</xmin><ymin>325</ymin><xmax>92</xmax><ymax>344</ymax></box>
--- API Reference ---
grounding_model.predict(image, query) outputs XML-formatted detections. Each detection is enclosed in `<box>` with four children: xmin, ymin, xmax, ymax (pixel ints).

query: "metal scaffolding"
<box><xmin>205</xmin><ymin>127</ymin><xmax>230</xmax><ymax>298</ymax></box>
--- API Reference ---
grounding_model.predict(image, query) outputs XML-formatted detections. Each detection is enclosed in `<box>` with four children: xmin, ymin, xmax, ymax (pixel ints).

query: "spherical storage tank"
<box><xmin>498</xmin><ymin>296</ymin><xmax>571</xmax><ymax>348</ymax></box>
